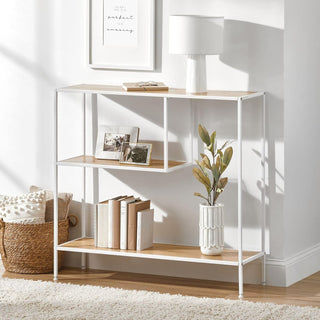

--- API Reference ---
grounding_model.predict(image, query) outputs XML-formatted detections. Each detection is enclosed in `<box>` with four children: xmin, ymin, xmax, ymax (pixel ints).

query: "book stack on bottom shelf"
<box><xmin>95</xmin><ymin>195</ymin><xmax>154</xmax><ymax>251</ymax></box>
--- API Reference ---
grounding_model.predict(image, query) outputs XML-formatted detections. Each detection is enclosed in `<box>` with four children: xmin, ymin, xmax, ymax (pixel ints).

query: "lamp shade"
<box><xmin>169</xmin><ymin>15</ymin><xmax>224</xmax><ymax>55</ymax></box>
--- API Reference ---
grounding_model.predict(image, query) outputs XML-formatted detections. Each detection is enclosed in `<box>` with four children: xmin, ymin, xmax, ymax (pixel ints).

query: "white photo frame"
<box><xmin>95</xmin><ymin>126</ymin><xmax>139</xmax><ymax>160</ymax></box>
<box><xmin>88</xmin><ymin>0</ymin><xmax>155</xmax><ymax>70</ymax></box>
<box><xmin>120</xmin><ymin>143</ymin><xmax>152</xmax><ymax>166</ymax></box>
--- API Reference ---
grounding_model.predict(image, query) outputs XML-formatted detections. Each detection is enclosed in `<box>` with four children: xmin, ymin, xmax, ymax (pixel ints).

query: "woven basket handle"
<box><xmin>69</xmin><ymin>214</ymin><xmax>78</xmax><ymax>227</ymax></box>
<box><xmin>0</xmin><ymin>219</ymin><xmax>7</xmax><ymax>258</ymax></box>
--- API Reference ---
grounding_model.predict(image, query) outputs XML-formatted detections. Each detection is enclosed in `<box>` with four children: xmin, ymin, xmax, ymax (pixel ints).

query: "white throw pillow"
<box><xmin>0</xmin><ymin>190</ymin><xmax>46</xmax><ymax>224</ymax></box>
<box><xmin>29</xmin><ymin>186</ymin><xmax>73</xmax><ymax>222</ymax></box>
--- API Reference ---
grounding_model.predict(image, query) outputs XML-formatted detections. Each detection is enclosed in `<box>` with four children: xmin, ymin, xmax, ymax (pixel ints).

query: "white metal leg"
<box><xmin>261</xmin><ymin>93</ymin><xmax>266</xmax><ymax>285</ymax></box>
<box><xmin>189</xmin><ymin>100</ymin><xmax>195</xmax><ymax>164</ymax></box>
<box><xmin>92</xmin><ymin>94</ymin><xmax>99</xmax><ymax>247</ymax></box>
<box><xmin>53</xmin><ymin>90</ymin><xmax>59</xmax><ymax>281</ymax></box>
<box><xmin>163</xmin><ymin>97</ymin><xmax>168</xmax><ymax>171</ymax></box>
<box><xmin>190</xmin><ymin>99</ymin><xmax>199</xmax><ymax>164</ymax></box>
<box><xmin>92</xmin><ymin>94</ymin><xmax>99</xmax><ymax>203</ymax></box>
<box><xmin>237</xmin><ymin>97</ymin><xmax>243</xmax><ymax>299</ymax></box>
<box><xmin>81</xmin><ymin>93</ymin><xmax>87</xmax><ymax>269</ymax></box>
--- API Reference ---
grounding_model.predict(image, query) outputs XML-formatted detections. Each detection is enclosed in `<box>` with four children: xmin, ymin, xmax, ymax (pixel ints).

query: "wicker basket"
<box><xmin>0</xmin><ymin>219</ymin><xmax>69</xmax><ymax>274</ymax></box>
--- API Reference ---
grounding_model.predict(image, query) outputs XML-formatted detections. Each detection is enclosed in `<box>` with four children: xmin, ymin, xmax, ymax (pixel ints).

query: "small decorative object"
<box><xmin>193</xmin><ymin>125</ymin><xmax>233</xmax><ymax>255</ymax></box>
<box><xmin>169</xmin><ymin>15</ymin><xmax>224</xmax><ymax>93</ymax></box>
<box><xmin>120</xmin><ymin>143</ymin><xmax>152</xmax><ymax>165</ymax></box>
<box><xmin>89</xmin><ymin>0</ymin><xmax>155</xmax><ymax>70</ymax></box>
<box><xmin>95</xmin><ymin>126</ymin><xmax>139</xmax><ymax>160</ymax></box>
<box><xmin>123</xmin><ymin>82</ymin><xmax>169</xmax><ymax>92</ymax></box>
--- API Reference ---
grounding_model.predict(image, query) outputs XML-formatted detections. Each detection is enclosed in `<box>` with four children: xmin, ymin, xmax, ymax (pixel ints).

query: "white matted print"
<box><xmin>104</xmin><ymin>0</ymin><xmax>138</xmax><ymax>47</ymax></box>
<box><xmin>89</xmin><ymin>0</ymin><xmax>155</xmax><ymax>70</ymax></box>
<box><xmin>120</xmin><ymin>143</ymin><xmax>152</xmax><ymax>166</ymax></box>
<box><xmin>95</xmin><ymin>126</ymin><xmax>139</xmax><ymax>160</ymax></box>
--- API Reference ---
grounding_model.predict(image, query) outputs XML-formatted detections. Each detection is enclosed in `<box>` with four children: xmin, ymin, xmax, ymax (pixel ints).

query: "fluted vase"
<box><xmin>199</xmin><ymin>203</ymin><xmax>224</xmax><ymax>255</ymax></box>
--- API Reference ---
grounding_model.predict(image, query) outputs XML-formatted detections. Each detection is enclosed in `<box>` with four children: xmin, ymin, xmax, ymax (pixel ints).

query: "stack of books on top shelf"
<box><xmin>95</xmin><ymin>195</ymin><xmax>154</xmax><ymax>251</ymax></box>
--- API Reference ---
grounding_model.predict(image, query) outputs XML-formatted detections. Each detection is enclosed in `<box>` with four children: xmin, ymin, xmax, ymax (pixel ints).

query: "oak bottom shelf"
<box><xmin>58</xmin><ymin>238</ymin><xmax>262</xmax><ymax>266</ymax></box>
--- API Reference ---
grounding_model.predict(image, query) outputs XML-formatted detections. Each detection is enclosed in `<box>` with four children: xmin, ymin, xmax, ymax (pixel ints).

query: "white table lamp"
<box><xmin>169</xmin><ymin>15</ymin><xmax>224</xmax><ymax>93</ymax></box>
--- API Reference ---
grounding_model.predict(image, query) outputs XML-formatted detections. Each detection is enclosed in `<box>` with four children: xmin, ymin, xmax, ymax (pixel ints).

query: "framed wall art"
<box><xmin>95</xmin><ymin>126</ymin><xmax>140</xmax><ymax>160</ymax></box>
<box><xmin>88</xmin><ymin>0</ymin><xmax>155</xmax><ymax>70</ymax></box>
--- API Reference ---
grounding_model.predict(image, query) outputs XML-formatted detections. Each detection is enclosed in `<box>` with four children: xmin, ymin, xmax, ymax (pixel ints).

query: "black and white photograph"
<box><xmin>120</xmin><ymin>143</ymin><xmax>152</xmax><ymax>165</ymax></box>
<box><xmin>103</xmin><ymin>133</ymin><xmax>130</xmax><ymax>152</ymax></box>
<box><xmin>95</xmin><ymin>125</ymin><xmax>139</xmax><ymax>159</ymax></box>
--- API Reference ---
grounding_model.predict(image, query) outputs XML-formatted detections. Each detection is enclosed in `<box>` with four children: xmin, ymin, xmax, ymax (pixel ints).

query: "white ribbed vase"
<box><xmin>199</xmin><ymin>203</ymin><xmax>224</xmax><ymax>255</ymax></box>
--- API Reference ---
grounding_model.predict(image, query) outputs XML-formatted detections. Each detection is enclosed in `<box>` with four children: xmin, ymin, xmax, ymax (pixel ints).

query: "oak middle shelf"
<box><xmin>58</xmin><ymin>155</ymin><xmax>190</xmax><ymax>173</ymax></box>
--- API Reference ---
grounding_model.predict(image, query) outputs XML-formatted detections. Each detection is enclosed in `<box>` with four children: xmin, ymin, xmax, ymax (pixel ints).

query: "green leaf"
<box><xmin>216</xmin><ymin>156</ymin><xmax>221</xmax><ymax>170</ymax></box>
<box><xmin>211</xmin><ymin>164</ymin><xmax>220</xmax><ymax>183</ymax></box>
<box><xmin>218</xmin><ymin>177</ymin><xmax>228</xmax><ymax>189</ymax></box>
<box><xmin>219</xmin><ymin>140</ymin><xmax>231</xmax><ymax>151</ymax></box>
<box><xmin>214</xmin><ymin>178</ymin><xmax>228</xmax><ymax>202</ymax></box>
<box><xmin>195</xmin><ymin>159</ymin><xmax>203</xmax><ymax>169</ymax></box>
<box><xmin>195</xmin><ymin>160</ymin><xmax>208</xmax><ymax>177</ymax></box>
<box><xmin>220</xmin><ymin>164</ymin><xmax>226</xmax><ymax>174</ymax></box>
<box><xmin>198</xmin><ymin>125</ymin><xmax>211</xmax><ymax>146</ymax></box>
<box><xmin>194</xmin><ymin>192</ymin><xmax>210</xmax><ymax>205</ymax></box>
<box><xmin>209</xmin><ymin>131</ymin><xmax>216</xmax><ymax>154</ymax></box>
<box><xmin>193</xmin><ymin>167</ymin><xmax>211</xmax><ymax>192</ymax></box>
<box><xmin>222</xmin><ymin>147</ymin><xmax>233</xmax><ymax>167</ymax></box>
<box><xmin>200</xmin><ymin>153</ymin><xmax>212</xmax><ymax>169</ymax></box>
<box><xmin>201</xmin><ymin>155</ymin><xmax>211</xmax><ymax>170</ymax></box>
<box><xmin>210</xmin><ymin>131</ymin><xmax>216</xmax><ymax>145</ymax></box>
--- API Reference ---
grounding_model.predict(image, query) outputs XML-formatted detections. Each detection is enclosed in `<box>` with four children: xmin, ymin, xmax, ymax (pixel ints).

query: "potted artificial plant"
<box><xmin>193</xmin><ymin>125</ymin><xmax>233</xmax><ymax>255</ymax></box>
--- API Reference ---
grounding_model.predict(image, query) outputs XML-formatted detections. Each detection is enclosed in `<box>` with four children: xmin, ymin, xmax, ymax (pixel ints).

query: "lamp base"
<box><xmin>186</xmin><ymin>54</ymin><xmax>207</xmax><ymax>94</ymax></box>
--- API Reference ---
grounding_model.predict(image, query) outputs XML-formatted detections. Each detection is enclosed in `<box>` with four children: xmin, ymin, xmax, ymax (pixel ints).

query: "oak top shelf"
<box><xmin>58</xmin><ymin>238</ymin><xmax>262</xmax><ymax>266</ymax></box>
<box><xmin>57</xmin><ymin>84</ymin><xmax>264</xmax><ymax>101</ymax></box>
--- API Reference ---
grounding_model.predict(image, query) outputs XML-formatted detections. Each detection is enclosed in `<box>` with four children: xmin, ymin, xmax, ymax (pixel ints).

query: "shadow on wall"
<box><xmin>0</xmin><ymin>160</ymin><xmax>26</xmax><ymax>193</ymax></box>
<box><xmin>0</xmin><ymin>1</ymin><xmax>61</xmax><ymax>192</ymax></box>
<box><xmin>220</xmin><ymin>19</ymin><xmax>284</xmax><ymax>256</ymax></box>
<box><xmin>221</xmin><ymin>20</ymin><xmax>283</xmax><ymax>90</ymax></box>
<box><xmin>220</xmin><ymin>19</ymin><xmax>284</xmax><ymax>257</ymax></box>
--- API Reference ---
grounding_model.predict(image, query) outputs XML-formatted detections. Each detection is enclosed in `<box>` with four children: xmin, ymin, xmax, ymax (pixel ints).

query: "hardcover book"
<box><xmin>107</xmin><ymin>195</ymin><xmax>127</xmax><ymax>249</ymax></box>
<box><xmin>122</xmin><ymin>82</ymin><xmax>168</xmax><ymax>92</ymax></box>
<box><xmin>136</xmin><ymin>208</ymin><xmax>154</xmax><ymax>251</ymax></box>
<box><xmin>127</xmin><ymin>200</ymin><xmax>150</xmax><ymax>250</ymax></box>
<box><xmin>95</xmin><ymin>200</ymin><xmax>109</xmax><ymax>248</ymax></box>
<box><xmin>120</xmin><ymin>196</ymin><xmax>136</xmax><ymax>250</ymax></box>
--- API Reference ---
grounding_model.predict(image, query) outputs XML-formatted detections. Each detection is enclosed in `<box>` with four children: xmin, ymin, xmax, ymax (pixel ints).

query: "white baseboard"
<box><xmin>266</xmin><ymin>242</ymin><xmax>320</xmax><ymax>286</ymax></box>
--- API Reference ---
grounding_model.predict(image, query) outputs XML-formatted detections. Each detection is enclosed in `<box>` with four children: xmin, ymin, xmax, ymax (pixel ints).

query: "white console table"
<box><xmin>53</xmin><ymin>84</ymin><xmax>266</xmax><ymax>298</ymax></box>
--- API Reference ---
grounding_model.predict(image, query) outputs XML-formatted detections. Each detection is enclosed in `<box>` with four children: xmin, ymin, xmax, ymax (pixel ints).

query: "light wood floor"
<box><xmin>1</xmin><ymin>263</ymin><xmax>319</xmax><ymax>308</ymax></box>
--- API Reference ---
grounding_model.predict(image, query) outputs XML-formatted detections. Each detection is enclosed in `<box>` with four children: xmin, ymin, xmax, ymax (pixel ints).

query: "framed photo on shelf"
<box><xmin>88</xmin><ymin>0</ymin><xmax>155</xmax><ymax>70</ymax></box>
<box><xmin>95</xmin><ymin>126</ymin><xmax>140</xmax><ymax>160</ymax></box>
<box><xmin>120</xmin><ymin>143</ymin><xmax>152</xmax><ymax>166</ymax></box>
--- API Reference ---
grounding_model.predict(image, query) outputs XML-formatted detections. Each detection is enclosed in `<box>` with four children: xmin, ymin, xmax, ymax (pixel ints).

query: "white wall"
<box><xmin>283</xmin><ymin>0</ymin><xmax>320</xmax><ymax>283</ymax></box>
<box><xmin>0</xmin><ymin>0</ymin><xmax>287</xmax><ymax>285</ymax></box>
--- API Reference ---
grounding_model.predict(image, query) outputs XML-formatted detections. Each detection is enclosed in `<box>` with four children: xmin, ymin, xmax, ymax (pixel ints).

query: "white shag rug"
<box><xmin>0</xmin><ymin>278</ymin><xmax>319</xmax><ymax>320</ymax></box>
